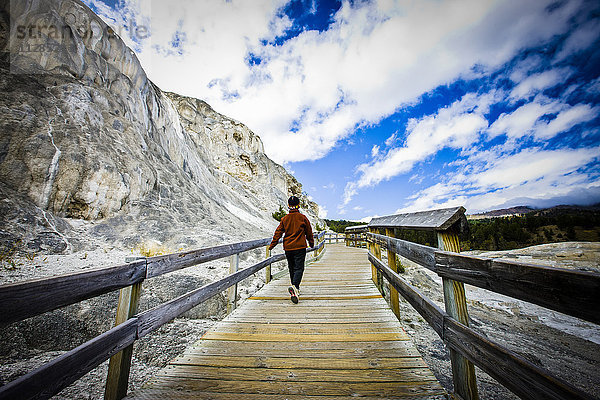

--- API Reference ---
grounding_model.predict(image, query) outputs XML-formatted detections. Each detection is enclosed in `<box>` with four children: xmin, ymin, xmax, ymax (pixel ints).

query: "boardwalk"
<box><xmin>126</xmin><ymin>244</ymin><xmax>446</xmax><ymax>399</ymax></box>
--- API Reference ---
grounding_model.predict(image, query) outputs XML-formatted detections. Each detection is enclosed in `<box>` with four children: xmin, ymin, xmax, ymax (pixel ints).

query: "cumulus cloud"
<box><xmin>85</xmin><ymin>0</ymin><xmax>583</xmax><ymax>165</ymax></box>
<box><xmin>489</xmin><ymin>97</ymin><xmax>599</xmax><ymax>140</ymax></box>
<box><xmin>343</xmin><ymin>92</ymin><xmax>495</xmax><ymax>205</ymax></box>
<box><xmin>397</xmin><ymin>146</ymin><xmax>600</xmax><ymax>214</ymax></box>
<box><xmin>345</xmin><ymin>75</ymin><xmax>599</xmax><ymax>210</ymax></box>
<box><xmin>509</xmin><ymin>68</ymin><xmax>573</xmax><ymax>100</ymax></box>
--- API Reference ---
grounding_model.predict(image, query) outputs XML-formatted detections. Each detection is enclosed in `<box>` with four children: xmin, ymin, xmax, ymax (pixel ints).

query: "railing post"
<box><xmin>375</xmin><ymin>229</ymin><xmax>385</xmax><ymax>294</ymax></box>
<box><xmin>385</xmin><ymin>228</ymin><xmax>401</xmax><ymax>319</ymax></box>
<box><xmin>437</xmin><ymin>230</ymin><xmax>479</xmax><ymax>400</ymax></box>
<box><xmin>369</xmin><ymin>229</ymin><xmax>384</xmax><ymax>295</ymax></box>
<box><xmin>227</xmin><ymin>253</ymin><xmax>240</xmax><ymax>314</ymax></box>
<box><xmin>104</xmin><ymin>280</ymin><xmax>143</xmax><ymax>400</ymax></box>
<box><xmin>368</xmin><ymin>228</ymin><xmax>377</xmax><ymax>285</ymax></box>
<box><xmin>265</xmin><ymin>245</ymin><xmax>272</xmax><ymax>284</ymax></box>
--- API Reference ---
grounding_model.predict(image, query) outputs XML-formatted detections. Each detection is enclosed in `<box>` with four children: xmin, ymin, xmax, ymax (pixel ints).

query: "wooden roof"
<box><xmin>345</xmin><ymin>224</ymin><xmax>369</xmax><ymax>232</ymax></box>
<box><xmin>368</xmin><ymin>206</ymin><xmax>466</xmax><ymax>231</ymax></box>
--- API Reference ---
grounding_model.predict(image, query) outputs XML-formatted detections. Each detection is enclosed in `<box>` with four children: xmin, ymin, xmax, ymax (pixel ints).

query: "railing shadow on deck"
<box><xmin>0</xmin><ymin>231</ymin><xmax>327</xmax><ymax>400</ymax></box>
<box><xmin>352</xmin><ymin>206</ymin><xmax>600</xmax><ymax>400</ymax></box>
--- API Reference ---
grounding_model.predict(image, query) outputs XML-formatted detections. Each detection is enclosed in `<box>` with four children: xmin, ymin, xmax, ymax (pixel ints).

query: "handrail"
<box><xmin>344</xmin><ymin>226</ymin><xmax>368</xmax><ymax>248</ymax></box>
<box><xmin>0</xmin><ymin>234</ymin><xmax>322</xmax><ymax>400</ymax></box>
<box><xmin>368</xmin><ymin>253</ymin><xmax>594</xmax><ymax>400</ymax></box>
<box><xmin>0</xmin><ymin>260</ymin><xmax>146</xmax><ymax>325</ymax></box>
<box><xmin>146</xmin><ymin>237</ymin><xmax>271</xmax><ymax>278</ymax></box>
<box><xmin>137</xmin><ymin>254</ymin><xmax>285</xmax><ymax>337</ymax></box>
<box><xmin>367</xmin><ymin>232</ymin><xmax>600</xmax><ymax>325</ymax></box>
<box><xmin>435</xmin><ymin>250</ymin><xmax>600</xmax><ymax>325</ymax></box>
<box><xmin>366</xmin><ymin>230</ymin><xmax>599</xmax><ymax>400</ymax></box>
<box><xmin>0</xmin><ymin>237</ymin><xmax>272</xmax><ymax>326</ymax></box>
<box><xmin>0</xmin><ymin>318</ymin><xmax>138</xmax><ymax>400</ymax></box>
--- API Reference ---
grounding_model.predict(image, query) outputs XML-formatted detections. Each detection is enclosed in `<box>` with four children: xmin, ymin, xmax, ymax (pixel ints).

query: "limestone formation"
<box><xmin>0</xmin><ymin>0</ymin><xmax>321</xmax><ymax>254</ymax></box>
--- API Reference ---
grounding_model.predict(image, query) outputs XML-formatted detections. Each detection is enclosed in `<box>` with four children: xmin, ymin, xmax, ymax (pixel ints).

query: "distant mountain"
<box><xmin>468</xmin><ymin>204</ymin><xmax>600</xmax><ymax>220</ymax></box>
<box><xmin>468</xmin><ymin>206</ymin><xmax>535</xmax><ymax>219</ymax></box>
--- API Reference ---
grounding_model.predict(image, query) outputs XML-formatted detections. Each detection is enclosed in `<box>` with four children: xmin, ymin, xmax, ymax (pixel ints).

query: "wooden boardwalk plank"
<box><xmin>126</xmin><ymin>244</ymin><xmax>446</xmax><ymax>399</ymax></box>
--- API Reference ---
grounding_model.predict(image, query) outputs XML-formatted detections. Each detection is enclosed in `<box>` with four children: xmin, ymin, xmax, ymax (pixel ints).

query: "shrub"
<box><xmin>272</xmin><ymin>205</ymin><xmax>286</xmax><ymax>222</ymax></box>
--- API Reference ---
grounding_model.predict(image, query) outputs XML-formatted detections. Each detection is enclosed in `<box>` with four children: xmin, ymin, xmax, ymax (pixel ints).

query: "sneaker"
<box><xmin>288</xmin><ymin>286</ymin><xmax>299</xmax><ymax>304</ymax></box>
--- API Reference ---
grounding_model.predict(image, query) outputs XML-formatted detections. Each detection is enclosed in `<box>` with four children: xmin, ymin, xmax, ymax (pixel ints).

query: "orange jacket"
<box><xmin>269</xmin><ymin>209</ymin><xmax>314</xmax><ymax>251</ymax></box>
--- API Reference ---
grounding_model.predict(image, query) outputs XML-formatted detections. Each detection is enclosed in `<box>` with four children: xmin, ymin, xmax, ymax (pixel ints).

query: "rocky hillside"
<box><xmin>0</xmin><ymin>0</ymin><xmax>321</xmax><ymax>256</ymax></box>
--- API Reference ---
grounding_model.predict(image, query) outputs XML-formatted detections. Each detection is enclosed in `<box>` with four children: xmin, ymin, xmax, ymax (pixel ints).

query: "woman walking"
<box><xmin>268</xmin><ymin>196</ymin><xmax>314</xmax><ymax>304</ymax></box>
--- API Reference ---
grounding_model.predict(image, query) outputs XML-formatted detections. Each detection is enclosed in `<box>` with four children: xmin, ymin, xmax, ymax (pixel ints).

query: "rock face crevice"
<box><xmin>0</xmin><ymin>0</ymin><xmax>321</xmax><ymax>253</ymax></box>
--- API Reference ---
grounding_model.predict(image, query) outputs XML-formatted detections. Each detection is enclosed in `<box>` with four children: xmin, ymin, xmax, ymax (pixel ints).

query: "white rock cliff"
<box><xmin>0</xmin><ymin>0</ymin><xmax>321</xmax><ymax>254</ymax></box>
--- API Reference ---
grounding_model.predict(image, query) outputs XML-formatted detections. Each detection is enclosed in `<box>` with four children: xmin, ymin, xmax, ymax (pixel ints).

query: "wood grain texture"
<box><xmin>127</xmin><ymin>244</ymin><xmax>444</xmax><ymax>399</ymax></box>
<box><xmin>435</xmin><ymin>251</ymin><xmax>600</xmax><ymax>325</ymax></box>
<box><xmin>368</xmin><ymin>252</ymin><xmax>445</xmax><ymax>336</ymax></box>
<box><xmin>0</xmin><ymin>319</ymin><xmax>138</xmax><ymax>400</ymax></box>
<box><xmin>368</xmin><ymin>232</ymin><xmax>436</xmax><ymax>271</ymax></box>
<box><xmin>137</xmin><ymin>254</ymin><xmax>285</xmax><ymax>337</ymax></box>
<box><xmin>369</xmin><ymin>249</ymin><xmax>595</xmax><ymax>400</ymax></box>
<box><xmin>443</xmin><ymin>318</ymin><xmax>595</xmax><ymax>400</ymax></box>
<box><xmin>437</xmin><ymin>231</ymin><xmax>478</xmax><ymax>400</ymax></box>
<box><xmin>227</xmin><ymin>254</ymin><xmax>240</xmax><ymax>314</ymax></box>
<box><xmin>386</xmin><ymin>228</ymin><xmax>401</xmax><ymax>319</ymax></box>
<box><xmin>126</xmin><ymin>389</ymin><xmax>448</xmax><ymax>400</ymax></box>
<box><xmin>105</xmin><ymin>282</ymin><xmax>143</xmax><ymax>400</ymax></box>
<box><xmin>0</xmin><ymin>260</ymin><xmax>146</xmax><ymax>325</ymax></box>
<box><xmin>369</xmin><ymin>206</ymin><xmax>466</xmax><ymax>231</ymax></box>
<box><xmin>146</xmin><ymin>238</ymin><xmax>271</xmax><ymax>278</ymax></box>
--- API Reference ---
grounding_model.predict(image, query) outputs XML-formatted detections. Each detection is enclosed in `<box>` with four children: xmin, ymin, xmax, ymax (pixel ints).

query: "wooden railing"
<box><xmin>324</xmin><ymin>232</ymin><xmax>344</xmax><ymax>243</ymax></box>
<box><xmin>344</xmin><ymin>224</ymin><xmax>368</xmax><ymax>247</ymax></box>
<box><xmin>366</xmin><ymin>207</ymin><xmax>599</xmax><ymax>400</ymax></box>
<box><xmin>0</xmin><ymin>232</ymin><xmax>326</xmax><ymax>400</ymax></box>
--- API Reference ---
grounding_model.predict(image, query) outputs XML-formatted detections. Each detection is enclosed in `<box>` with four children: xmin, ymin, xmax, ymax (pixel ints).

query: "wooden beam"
<box><xmin>443</xmin><ymin>317</ymin><xmax>595</xmax><ymax>400</ymax></box>
<box><xmin>146</xmin><ymin>238</ymin><xmax>271</xmax><ymax>278</ymax></box>
<box><xmin>369</xmin><ymin>252</ymin><xmax>593</xmax><ymax>400</ymax></box>
<box><xmin>368</xmin><ymin>253</ymin><xmax>444</xmax><ymax>336</ymax></box>
<box><xmin>435</xmin><ymin>251</ymin><xmax>600</xmax><ymax>325</ymax></box>
<box><xmin>437</xmin><ymin>231</ymin><xmax>478</xmax><ymax>400</ymax></box>
<box><xmin>265</xmin><ymin>246</ymin><xmax>272</xmax><ymax>284</ymax></box>
<box><xmin>0</xmin><ymin>260</ymin><xmax>146</xmax><ymax>325</ymax></box>
<box><xmin>368</xmin><ymin>232</ymin><xmax>436</xmax><ymax>271</ymax></box>
<box><xmin>385</xmin><ymin>229</ymin><xmax>400</xmax><ymax>319</ymax></box>
<box><xmin>227</xmin><ymin>254</ymin><xmax>240</xmax><ymax>314</ymax></box>
<box><xmin>105</xmin><ymin>281</ymin><xmax>143</xmax><ymax>400</ymax></box>
<box><xmin>137</xmin><ymin>254</ymin><xmax>285</xmax><ymax>337</ymax></box>
<box><xmin>0</xmin><ymin>318</ymin><xmax>138</xmax><ymax>400</ymax></box>
<box><xmin>368</xmin><ymin>228</ymin><xmax>378</xmax><ymax>286</ymax></box>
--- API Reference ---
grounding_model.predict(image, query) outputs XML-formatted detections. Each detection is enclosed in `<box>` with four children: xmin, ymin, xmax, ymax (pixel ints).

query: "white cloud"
<box><xmin>554</xmin><ymin>17</ymin><xmax>600</xmax><ymax>62</ymax></box>
<box><xmin>343</xmin><ymin>92</ymin><xmax>494</xmax><ymax>205</ymax></box>
<box><xmin>359</xmin><ymin>214</ymin><xmax>380</xmax><ymax>223</ymax></box>
<box><xmin>371</xmin><ymin>145</ymin><xmax>380</xmax><ymax>157</ymax></box>
<box><xmin>540</xmin><ymin>103</ymin><xmax>599</xmax><ymax>138</ymax></box>
<box><xmin>489</xmin><ymin>98</ymin><xmax>599</xmax><ymax>140</ymax></box>
<box><xmin>399</xmin><ymin>146</ymin><xmax>600</xmax><ymax>213</ymax></box>
<box><xmin>509</xmin><ymin>68</ymin><xmax>573</xmax><ymax>100</ymax></box>
<box><xmin>488</xmin><ymin>97</ymin><xmax>562</xmax><ymax>138</ymax></box>
<box><xmin>318</xmin><ymin>204</ymin><xmax>328</xmax><ymax>219</ymax></box>
<box><xmin>88</xmin><ymin>0</ymin><xmax>583</xmax><ymax>165</ymax></box>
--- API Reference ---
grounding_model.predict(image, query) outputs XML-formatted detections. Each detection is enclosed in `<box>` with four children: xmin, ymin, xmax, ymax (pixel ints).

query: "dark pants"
<box><xmin>285</xmin><ymin>248</ymin><xmax>306</xmax><ymax>288</ymax></box>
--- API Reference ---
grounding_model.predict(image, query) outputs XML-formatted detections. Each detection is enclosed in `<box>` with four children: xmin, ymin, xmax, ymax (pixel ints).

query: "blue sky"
<box><xmin>85</xmin><ymin>0</ymin><xmax>600</xmax><ymax>221</ymax></box>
